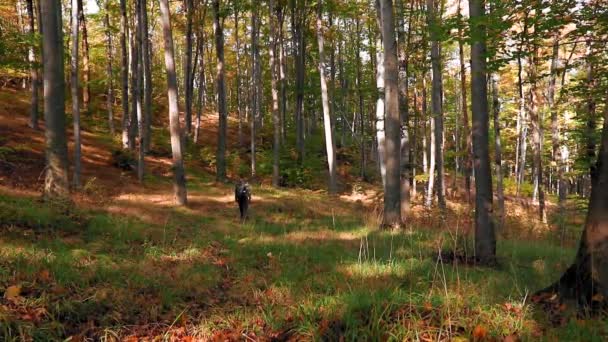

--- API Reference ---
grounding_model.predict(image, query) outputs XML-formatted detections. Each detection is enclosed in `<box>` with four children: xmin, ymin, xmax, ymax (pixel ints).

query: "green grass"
<box><xmin>1</xmin><ymin>188</ymin><xmax>606</xmax><ymax>341</ymax></box>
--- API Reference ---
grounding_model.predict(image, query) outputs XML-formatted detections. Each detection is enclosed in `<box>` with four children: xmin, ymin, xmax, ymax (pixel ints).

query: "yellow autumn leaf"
<box><xmin>4</xmin><ymin>285</ymin><xmax>21</xmax><ymax>300</ymax></box>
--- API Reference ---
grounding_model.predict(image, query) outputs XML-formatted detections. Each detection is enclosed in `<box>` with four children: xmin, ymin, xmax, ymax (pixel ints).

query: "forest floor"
<box><xmin>0</xmin><ymin>87</ymin><xmax>606</xmax><ymax>341</ymax></box>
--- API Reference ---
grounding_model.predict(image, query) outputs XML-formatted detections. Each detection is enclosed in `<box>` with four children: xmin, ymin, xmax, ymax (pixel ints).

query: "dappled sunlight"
<box><xmin>240</xmin><ymin>228</ymin><xmax>365</xmax><ymax>246</ymax></box>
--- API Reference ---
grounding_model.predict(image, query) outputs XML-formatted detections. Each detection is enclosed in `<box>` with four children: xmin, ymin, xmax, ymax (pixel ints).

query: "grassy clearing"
<box><xmin>1</xmin><ymin>89</ymin><xmax>605</xmax><ymax>340</ymax></box>
<box><xmin>1</xmin><ymin>186</ymin><xmax>606</xmax><ymax>341</ymax></box>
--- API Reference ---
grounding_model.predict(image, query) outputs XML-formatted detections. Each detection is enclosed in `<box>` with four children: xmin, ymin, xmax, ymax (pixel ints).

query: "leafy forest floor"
<box><xmin>1</xmin><ymin>87</ymin><xmax>607</xmax><ymax>341</ymax></box>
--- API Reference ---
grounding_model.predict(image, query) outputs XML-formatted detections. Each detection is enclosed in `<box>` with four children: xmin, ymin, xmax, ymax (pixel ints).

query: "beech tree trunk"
<box><xmin>184</xmin><ymin>0</ymin><xmax>193</xmax><ymax>135</ymax></box>
<box><xmin>234</xmin><ymin>9</ymin><xmax>243</xmax><ymax>147</ymax></box>
<box><xmin>159</xmin><ymin>0</ymin><xmax>187</xmax><ymax>205</ymax></box>
<box><xmin>26</xmin><ymin>0</ymin><xmax>40</xmax><ymax>130</ymax></box>
<box><xmin>120</xmin><ymin>0</ymin><xmax>129</xmax><ymax>149</ymax></box>
<box><xmin>270</xmin><ymin>0</ymin><xmax>281</xmax><ymax>187</ymax></box>
<box><xmin>250</xmin><ymin>2</ymin><xmax>260</xmax><ymax>177</ymax></box>
<box><xmin>538</xmin><ymin>99</ymin><xmax>608</xmax><ymax>312</ymax></box>
<box><xmin>70</xmin><ymin>0</ymin><xmax>81</xmax><ymax>188</ymax></box>
<box><xmin>103</xmin><ymin>2</ymin><xmax>114</xmax><ymax>135</ymax></box>
<box><xmin>397</xmin><ymin>0</ymin><xmax>412</xmax><ymax>216</ymax></box>
<box><xmin>194</xmin><ymin>26</ymin><xmax>206</xmax><ymax>144</ymax></box>
<box><xmin>374</xmin><ymin>0</ymin><xmax>386</xmax><ymax>189</ymax></box>
<box><xmin>77</xmin><ymin>0</ymin><xmax>89</xmax><ymax>111</ymax></box>
<box><xmin>458</xmin><ymin>0</ymin><xmax>471</xmax><ymax>202</ymax></box>
<box><xmin>141</xmin><ymin>0</ymin><xmax>151</xmax><ymax>152</ymax></box>
<box><xmin>136</xmin><ymin>0</ymin><xmax>144</xmax><ymax>182</ymax></box>
<box><xmin>213</xmin><ymin>0</ymin><xmax>227</xmax><ymax>182</ymax></box>
<box><xmin>316</xmin><ymin>0</ymin><xmax>338</xmax><ymax>194</ymax></box>
<box><xmin>469</xmin><ymin>0</ymin><xmax>495</xmax><ymax>263</ymax></box>
<box><xmin>42</xmin><ymin>0</ymin><xmax>70</xmax><ymax>199</ymax></box>
<box><xmin>427</xmin><ymin>0</ymin><xmax>445</xmax><ymax>211</ymax></box>
<box><xmin>528</xmin><ymin>37</ymin><xmax>546</xmax><ymax>223</ymax></box>
<box><xmin>492</xmin><ymin>74</ymin><xmax>504</xmax><ymax>229</ymax></box>
<box><xmin>379</xmin><ymin>0</ymin><xmax>401</xmax><ymax>228</ymax></box>
<box><xmin>293</xmin><ymin>0</ymin><xmax>306</xmax><ymax>163</ymax></box>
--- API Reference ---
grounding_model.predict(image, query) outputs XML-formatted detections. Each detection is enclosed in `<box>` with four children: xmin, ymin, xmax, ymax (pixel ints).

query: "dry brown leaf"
<box><xmin>38</xmin><ymin>269</ymin><xmax>52</xmax><ymax>282</ymax></box>
<box><xmin>472</xmin><ymin>324</ymin><xmax>488</xmax><ymax>341</ymax></box>
<box><xmin>4</xmin><ymin>285</ymin><xmax>21</xmax><ymax>301</ymax></box>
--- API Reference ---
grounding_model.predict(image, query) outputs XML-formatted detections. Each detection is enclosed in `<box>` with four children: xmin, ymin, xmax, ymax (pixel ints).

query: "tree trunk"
<box><xmin>355</xmin><ymin>17</ymin><xmax>366</xmax><ymax>180</ymax></box>
<box><xmin>184</xmin><ymin>0</ymin><xmax>193</xmax><ymax>135</ymax></box>
<box><xmin>515</xmin><ymin>18</ymin><xmax>528</xmax><ymax>195</ymax></box>
<box><xmin>42</xmin><ymin>0</ymin><xmax>70</xmax><ymax>199</ymax></box>
<box><xmin>537</xmin><ymin>99</ymin><xmax>608</xmax><ymax>312</ymax></box>
<box><xmin>316</xmin><ymin>0</ymin><xmax>338</xmax><ymax>194</ymax></box>
<box><xmin>103</xmin><ymin>2</ymin><xmax>114</xmax><ymax>135</ymax></box>
<box><xmin>427</xmin><ymin>0</ymin><xmax>445</xmax><ymax>212</ymax></box>
<box><xmin>397</xmin><ymin>0</ymin><xmax>412</xmax><ymax>217</ymax></box>
<box><xmin>492</xmin><ymin>73</ymin><xmax>504</xmax><ymax>229</ymax></box>
<box><xmin>458</xmin><ymin>0</ymin><xmax>471</xmax><ymax>203</ymax></box>
<box><xmin>120</xmin><ymin>0</ymin><xmax>129</xmax><ymax>149</ymax></box>
<box><xmin>141</xmin><ymin>0</ymin><xmax>152</xmax><ymax>152</ymax></box>
<box><xmin>585</xmin><ymin>41</ymin><xmax>597</xmax><ymax>180</ymax></box>
<box><xmin>379</xmin><ymin>0</ymin><xmax>401</xmax><ymax>228</ymax></box>
<box><xmin>294</xmin><ymin>1</ymin><xmax>306</xmax><ymax>164</ymax></box>
<box><xmin>213</xmin><ymin>0</ymin><xmax>227</xmax><ymax>182</ymax></box>
<box><xmin>194</xmin><ymin>27</ymin><xmax>206</xmax><ymax>144</ymax></box>
<box><xmin>374</xmin><ymin>0</ymin><xmax>386</xmax><ymax>189</ymax></box>
<box><xmin>270</xmin><ymin>0</ymin><xmax>281</xmax><ymax>187</ymax></box>
<box><xmin>26</xmin><ymin>0</ymin><xmax>40</xmax><ymax>130</ymax></box>
<box><xmin>425</xmin><ymin>95</ymin><xmax>435</xmax><ymax>208</ymax></box>
<box><xmin>234</xmin><ymin>8</ymin><xmax>242</xmax><ymax>147</ymax></box>
<box><xmin>70</xmin><ymin>0</ymin><xmax>81</xmax><ymax>188</ymax></box>
<box><xmin>469</xmin><ymin>0</ymin><xmax>495</xmax><ymax>263</ymax></box>
<box><xmin>77</xmin><ymin>0</ymin><xmax>89</xmax><ymax>111</ymax></box>
<box><xmin>128</xmin><ymin>12</ymin><xmax>138</xmax><ymax>151</ymax></box>
<box><xmin>159</xmin><ymin>0</ymin><xmax>187</xmax><ymax>205</ymax></box>
<box><xmin>136</xmin><ymin>0</ymin><xmax>144</xmax><ymax>182</ymax></box>
<box><xmin>422</xmin><ymin>75</ymin><xmax>428</xmax><ymax>176</ymax></box>
<box><xmin>528</xmin><ymin>38</ymin><xmax>546</xmax><ymax>223</ymax></box>
<box><xmin>278</xmin><ymin>5</ymin><xmax>287</xmax><ymax>143</ymax></box>
<box><xmin>412</xmin><ymin>82</ymin><xmax>419</xmax><ymax>197</ymax></box>
<box><xmin>250</xmin><ymin>2</ymin><xmax>259</xmax><ymax>177</ymax></box>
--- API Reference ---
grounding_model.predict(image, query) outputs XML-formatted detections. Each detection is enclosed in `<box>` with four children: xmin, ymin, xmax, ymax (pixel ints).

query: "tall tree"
<box><xmin>492</xmin><ymin>73</ymin><xmax>504</xmax><ymax>229</ymax></box>
<box><xmin>141</xmin><ymin>0</ymin><xmax>152</xmax><ymax>152</ymax></box>
<box><xmin>213</xmin><ymin>0</ymin><xmax>227</xmax><ymax>182</ymax></box>
<box><xmin>457</xmin><ymin>0</ymin><xmax>471</xmax><ymax>202</ymax></box>
<box><xmin>184</xmin><ymin>0</ymin><xmax>194</xmax><ymax>135</ymax></box>
<box><xmin>277</xmin><ymin>2</ymin><xmax>287</xmax><ymax>143</ymax></box>
<box><xmin>41</xmin><ymin>0</ymin><xmax>69</xmax><ymax>199</ymax></box>
<box><xmin>119</xmin><ymin>0</ymin><xmax>129</xmax><ymax>149</ymax></box>
<box><xmin>374</xmin><ymin>0</ymin><xmax>386</xmax><ymax>188</ymax></box>
<box><xmin>70</xmin><ymin>0</ymin><xmax>81</xmax><ymax>188</ymax></box>
<box><xmin>77</xmin><ymin>0</ymin><xmax>90</xmax><ymax>111</ymax></box>
<box><xmin>293</xmin><ymin>0</ymin><xmax>306</xmax><ymax>163</ymax></box>
<box><xmin>527</xmin><ymin>15</ymin><xmax>546</xmax><ymax>223</ymax></box>
<box><xmin>270</xmin><ymin>0</ymin><xmax>281</xmax><ymax>187</ymax></box>
<box><xmin>26</xmin><ymin>0</ymin><xmax>40</xmax><ymax>130</ymax></box>
<box><xmin>380</xmin><ymin>0</ymin><xmax>401</xmax><ymax>228</ymax></box>
<box><xmin>159</xmin><ymin>0</ymin><xmax>188</xmax><ymax>205</ymax></box>
<box><xmin>426</xmin><ymin>0</ymin><xmax>445</xmax><ymax>211</ymax></box>
<box><xmin>135</xmin><ymin>0</ymin><xmax>144</xmax><ymax>182</ymax></box>
<box><xmin>103</xmin><ymin>0</ymin><xmax>114</xmax><ymax>135</ymax></box>
<box><xmin>128</xmin><ymin>10</ymin><xmax>139</xmax><ymax>151</ymax></box>
<box><xmin>316</xmin><ymin>0</ymin><xmax>337</xmax><ymax>194</ymax></box>
<box><xmin>397</xmin><ymin>0</ymin><xmax>412</xmax><ymax>216</ymax></box>
<box><xmin>469</xmin><ymin>0</ymin><xmax>495</xmax><ymax>263</ymax></box>
<box><xmin>537</xmin><ymin>100</ymin><xmax>608</xmax><ymax>312</ymax></box>
<box><xmin>234</xmin><ymin>7</ymin><xmax>243</xmax><ymax>146</ymax></box>
<box><xmin>250</xmin><ymin>1</ymin><xmax>261</xmax><ymax>177</ymax></box>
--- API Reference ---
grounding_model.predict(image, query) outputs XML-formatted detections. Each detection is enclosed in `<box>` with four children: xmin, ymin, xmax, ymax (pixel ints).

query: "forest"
<box><xmin>0</xmin><ymin>0</ymin><xmax>607</xmax><ymax>340</ymax></box>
